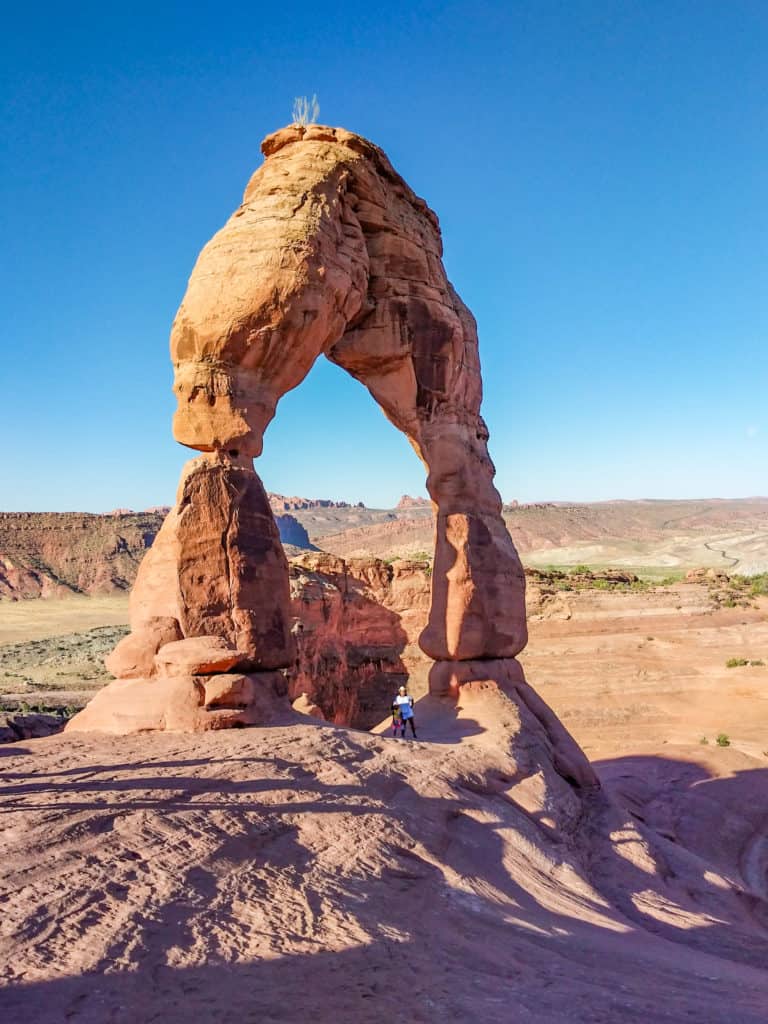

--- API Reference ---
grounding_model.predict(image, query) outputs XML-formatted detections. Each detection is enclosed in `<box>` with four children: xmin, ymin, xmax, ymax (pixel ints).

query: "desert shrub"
<box><xmin>571</xmin><ymin>564</ymin><xmax>591</xmax><ymax>575</ymax></box>
<box><xmin>750</xmin><ymin>659</ymin><xmax>765</xmax><ymax>667</ymax></box>
<box><xmin>699</xmin><ymin>736</ymin><xmax>709</xmax><ymax>745</ymax></box>
<box><xmin>292</xmin><ymin>94</ymin><xmax>319</xmax><ymax>126</ymax></box>
<box><xmin>731</xmin><ymin>572</ymin><xmax>768</xmax><ymax>596</ymax></box>
<box><xmin>726</xmin><ymin>658</ymin><xmax>748</xmax><ymax>668</ymax></box>
<box><xmin>716</xmin><ymin>733</ymin><xmax>731</xmax><ymax>747</ymax></box>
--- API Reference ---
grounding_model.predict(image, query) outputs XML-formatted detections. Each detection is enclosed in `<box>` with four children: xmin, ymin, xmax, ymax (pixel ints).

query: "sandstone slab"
<box><xmin>154</xmin><ymin>636</ymin><xmax>245</xmax><ymax>677</ymax></box>
<box><xmin>428</xmin><ymin>657</ymin><xmax>598</xmax><ymax>789</ymax></box>
<box><xmin>105</xmin><ymin>616</ymin><xmax>183</xmax><ymax>679</ymax></box>
<box><xmin>65</xmin><ymin>672</ymin><xmax>288</xmax><ymax>734</ymax></box>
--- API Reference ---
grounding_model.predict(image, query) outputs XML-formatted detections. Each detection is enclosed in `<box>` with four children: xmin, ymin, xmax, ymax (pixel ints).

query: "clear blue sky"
<box><xmin>2</xmin><ymin>1</ymin><xmax>766</xmax><ymax>511</ymax></box>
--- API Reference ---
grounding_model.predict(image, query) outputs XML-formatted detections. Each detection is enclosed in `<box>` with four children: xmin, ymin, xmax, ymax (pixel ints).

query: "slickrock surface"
<box><xmin>3</xmin><ymin>692</ymin><xmax>768</xmax><ymax>1023</ymax></box>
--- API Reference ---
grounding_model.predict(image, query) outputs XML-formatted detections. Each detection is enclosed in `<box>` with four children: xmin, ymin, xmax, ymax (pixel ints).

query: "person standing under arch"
<box><xmin>392</xmin><ymin>685</ymin><xmax>417</xmax><ymax>739</ymax></box>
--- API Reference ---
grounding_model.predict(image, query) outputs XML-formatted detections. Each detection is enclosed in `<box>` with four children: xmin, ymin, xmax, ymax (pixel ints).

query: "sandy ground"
<box><xmin>0</xmin><ymin>595</ymin><xmax>129</xmax><ymax>645</ymax></box>
<box><xmin>521</xmin><ymin>585</ymin><xmax>768</xmax><ymax>759</ymax></box>
<box><xmin>2</xmin><ymin>587</ymin><xmax>768</xmax><ymax>1022</ymax></box>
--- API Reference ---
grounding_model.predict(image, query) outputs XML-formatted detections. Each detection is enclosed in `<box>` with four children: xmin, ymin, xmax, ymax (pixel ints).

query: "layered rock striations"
<box><xmin>288</xmin><ymin>553</ymin><xmax>433</xmax><ymax>728</ymax></box>
<box><xmin>0</xmin><ymin>509</ymin><xmax>313</xmax><ymax>602</ymax></box>
<box><xmin>268</xmin><ymin>493</ymin><xmax>362</xmax><ymax>513</ymax></box>
<box><xmin>0</xmin><ymin>511</ymin><xmax>163</xmax><ymax>599</ymax></box>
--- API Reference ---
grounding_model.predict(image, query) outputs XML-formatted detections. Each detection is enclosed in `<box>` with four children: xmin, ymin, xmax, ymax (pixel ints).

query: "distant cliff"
<box><xmin>0</xmin><ymin>510</ymin><xmax>314</xmax><ymax>600</ymax></box>
<box><xmin>395</xmin><ymin>495</ymin><xmax>430</xmax><ymax>509</ymax></box>
<box><xmin>0</xmin><ymin>512</ymin><xmax>163</xmax><ymax>598</ymax></box>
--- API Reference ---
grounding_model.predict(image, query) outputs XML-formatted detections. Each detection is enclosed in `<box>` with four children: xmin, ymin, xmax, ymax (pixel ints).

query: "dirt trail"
<box><xmin>703</xmin><ymin>539</ymin><xmax>740</xmax><ymax>568</ymax></box>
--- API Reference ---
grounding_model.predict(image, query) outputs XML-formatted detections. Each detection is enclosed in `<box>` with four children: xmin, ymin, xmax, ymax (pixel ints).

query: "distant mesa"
<box><xmin>268</xmin><ymin>492</ymin><xmax>364</xmax><ymax>512</ymax></box>
<box><xmin>395</xmin><ymin>494</ymin><xmax>430</xmax><ymax>509</ymax></box>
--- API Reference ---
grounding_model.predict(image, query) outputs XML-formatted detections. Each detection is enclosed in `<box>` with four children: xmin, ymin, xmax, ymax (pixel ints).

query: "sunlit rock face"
<box><xmin>72</xmin><ymin>123</ymin><xmax>537</xmax><ymax>735</ymax></box>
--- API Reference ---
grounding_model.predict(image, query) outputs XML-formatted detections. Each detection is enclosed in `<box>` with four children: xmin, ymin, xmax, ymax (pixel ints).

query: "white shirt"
<box><xmin>394</xmin><ymin>694</ymin><xmax>414</xmax><ymax>718</ymax></box>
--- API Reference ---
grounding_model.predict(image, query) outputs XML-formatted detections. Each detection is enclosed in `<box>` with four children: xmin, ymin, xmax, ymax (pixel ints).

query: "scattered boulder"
<box><xmin>66</xmin><ymin>672</ymin><xmax>288</xmax><ymax>734</ymax></box>
<box><xmin>105</xmin><ymin>616</ymin><xmax>183</xmax><ymax>679</ymax></box>
<box><xmin>153</xmin><ymin>637</ymin><xmax>245</xmax><ymax>677</ymax></box>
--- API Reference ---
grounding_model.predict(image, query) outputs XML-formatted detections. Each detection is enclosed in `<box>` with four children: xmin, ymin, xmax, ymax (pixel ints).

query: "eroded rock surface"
<box><xmin>76</xmin><ymin>123</ymin><xmax>539</xmax><ymax>737</ymax></box>
<box><xmin>171</xmin><ymin>123</ymin><xmax>527</xmax><ymax>665</ymax></box>
<box><xmin>67</xmin><ymin>454</ymin><xmax>295</xmax><ymax>734</ymax></box>
<box><xmin>287</xmin><ymin>553</ymin><xmax>432</xmax><ymax>728</ymax></box>
<box><xmin>0</xmin><ymin>511</ymin><xmax>163</xmax><ymax>599</ymax></box>
<box><xmin>113</xmin><ymin>453</ymin><xmax>294</xmax><ymax>674</ymax></box>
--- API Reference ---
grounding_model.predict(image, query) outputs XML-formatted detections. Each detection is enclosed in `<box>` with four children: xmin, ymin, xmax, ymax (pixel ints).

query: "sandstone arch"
<box><xmin>68</xmin><ymin>125</ymin><xmax>536</xmax><ymax>734</ymax></box>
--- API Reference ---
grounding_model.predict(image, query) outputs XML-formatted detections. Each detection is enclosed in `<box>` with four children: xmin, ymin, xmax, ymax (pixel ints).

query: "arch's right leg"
<box><xmin>329</xmin><ymin>293</ymin><xmax>527</xmax><ymax>668</ymax></box>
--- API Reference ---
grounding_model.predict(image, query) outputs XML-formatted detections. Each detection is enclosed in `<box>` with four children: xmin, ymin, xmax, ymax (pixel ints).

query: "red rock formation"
<box><xmin>0</xmin><ymin>511</ymin><xmax>164</xmax><ymax>599</ymax></box>
<box><xmin>71</xmin><ymin>124</ymin><xmax>549</xmax><ymax>745</ymax></box>
<box><xmin>396</xmin><ymin>495</ymin><xmax>430</xmax><ymax>509</ymax></box>
<box><xmin>106</xmin><ymin>453</ymin><xmax>294</xmax><ymax>673</ymax></box>
<box><xmin>170</xmin><ymin>123</ymin><xmax>526</xmax><ymax>665</ymax></box>
<box><xmin>268</xmin><ymin>493</ymin><xmax>361</xmax><ymax>513</ymax></box>
<box><xmin>287</xmin><ymin>553</ymin><xmax>432</xmax><ymax>728</ymax></box>
<box><xmin>0</xmin><ymin>507</ymin><xmax>313</xmax><ymax>602</ymax></box>
<box><xmin>69</xmin><ymin>671</ymin><xmax>287</xmax><ymax>734</ymax></box>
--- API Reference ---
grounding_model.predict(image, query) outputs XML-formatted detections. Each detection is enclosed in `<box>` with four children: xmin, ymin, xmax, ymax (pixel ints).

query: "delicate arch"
<box><xmin>169</xmin><ymin>124</ymin><xmax>527</xmax><ymax>664</ymax></box>
<box><xmin>98</xmin><ymin>123</ymin><xmax>527</xmax><ymax>718</ymax></box>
